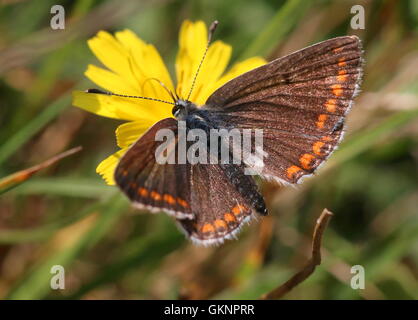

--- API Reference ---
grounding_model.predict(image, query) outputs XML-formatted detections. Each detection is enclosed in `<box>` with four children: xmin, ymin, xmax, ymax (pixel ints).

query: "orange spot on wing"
<box><xmin>331</xmin><ymin>84</ymin><xmax>343</xmax><ymax>96</ymax></box>
<box><xmin>316</xmin><ymin>114</ymin><xmax>328</xmax><ymax>129</ymax></box>
<box><xmin>334</xmin><ymin>47</ymin><xmax>343</xmax><ymax>53</ymax></box>
<box><xmin>224</xmin><ymin>213</ymin><xmax>236</xmax><ymax>223</ymax></box>
<box><xmin>318</xmin><ymin>114</ymin><xmax>328</xmax><ymax>121</ymax></box>
<box><xmin>177</xmin><ymin>198</ymin><xmax>189</xmax><ymax>208</ymax></box>
<box><xmin>322</xmin><ymin>136</ymin><xmax>332</xmax><ymax>142</ymax></box>
<box><xmin>325</xmin><ymin>99</ymin><xmax>337</xmax><ymax>113</ymax></box>
<box><xmin>201</xmin><ymin>223</ymin><xmax>215</xmax><ymax>234</ymax></box>
<box><xmin>299</xmin><ymin>153</ymin><xmax>316</xmax><ymax>170</ymax></box>
<box><xmin>150</xmin><ymin>191</ymin><xmax>161</xmax><ymax>201</ymax></box>
<box><xmin>232</xmin><ymin>204</ymin><xmax>247</xmax><ymax>216</ymax></box>
<box><xmin>286</xmin><ymin>165</ymin><xmax>302</xmax><ymax>179</ymax></box>
<box><xmin>214</xmin><ymin>219</ymin><xmax>227</xmax><ymax>230</ymax></box>
<box><xmin>313</xmin><ymin>141</ymin><xmax>326</xmax><ymax>156</ymax></box>
<box><xmin>138</xmin><ymin>188</ymin><xmax>148</xmax><ymax>197</ymax></box>
<box><xmin>337</xmin><ymin>73</ymin><xmax>348</xmax><ymax>82</ymax></box>
<box><xmin>163</xmin><ymin>194</ymin><xmax>176</xmax><ymax>205</ymax></box>
<box><xmin>338</xmin><ymin>58</ymin><xmax>346</xmax><ymax>67</ymax></box>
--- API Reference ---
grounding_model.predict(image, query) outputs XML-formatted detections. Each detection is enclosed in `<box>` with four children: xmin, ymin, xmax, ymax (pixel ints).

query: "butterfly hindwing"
<box><xmin>114</xmin><ymin>118</ymin><xmax>193</xmax><ymax>219</ymax></box>
<box><xmin>204</xmin><ymin>36</ymin><xmax>363</xmax><ymax>184</ymax></box>
<box><xmin>176</xmin><ymin>162</ymin><xmax>264</xmax><ymax>246</ymax></box>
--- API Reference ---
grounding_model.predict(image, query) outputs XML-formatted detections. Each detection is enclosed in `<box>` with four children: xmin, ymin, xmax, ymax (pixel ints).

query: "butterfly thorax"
<box><xmin>172</xmin><ymin>99</ymin><xmax>219</xmax><ymax>133</ymax></box>
<box><xmin>170</xmin><ymin>99</ymin><xmax>267</xmax><ymax>216</ymax></box>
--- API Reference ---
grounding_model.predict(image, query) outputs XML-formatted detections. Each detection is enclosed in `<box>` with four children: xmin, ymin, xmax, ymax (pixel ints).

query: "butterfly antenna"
<box><xmin>186</xmin><ymin>20</ymin><xmax>219</xmax><ymax>101</ymax></box>
<box><xmin>86</xmin><ymin>89</ymin><xmax>175</xmax><ymax>105</ymax></box>
<box><xmin>143</xmin><ymin>78</ymin><xmax>178</xmax><ymax>103</ymax></box>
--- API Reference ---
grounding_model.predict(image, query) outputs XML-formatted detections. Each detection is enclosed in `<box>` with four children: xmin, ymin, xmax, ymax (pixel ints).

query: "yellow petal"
<box><xmin>115</xmin><ymin>29</ymin><xmax>174</xmax><ymax>93</ymax></box>
<box><xmin>87</xmin><ymin>31</ymin><xmax>138</xmax><ymax>89</ymax></box>
<box><xmin>113</xmin><ymin>30</ymin><xmax>175</xmax><ymax>110</ymax></box>
<box><xmin>96</xmin><ymin>148</ymin><xmax>127</xmax><ymax>185</ymax></box>
<box><xmin>85</xmin><ymin>64</ymin><xmax>140</xmax><ymax>96</ymax></box>
<box><xmin>116</xmin><ymin>120</ymin><xmax>156</xmax><ymax>148</ymax></box>
<box><xmin>211</xmin><ymin>57</ymin><xmax>267</xmax><ymax>94</ymax></box>
<box><xmin>175</xmin><ymin>20</ymin><xmax>208</xmax><ymax>100</ymax></box>
<box><xmin>88</xmin><ymin>30</ymin><xmax>175</xmax><ymax>110</ymax></box>
<box><xmin>176</xmin><ymin>21</ymin><xmax>259</xmax><ymax>105</ymax></box>
<box><xmin>72</xmin><ymin>91</ymin><xmax>172</xmax><ymax>121</ymax></box>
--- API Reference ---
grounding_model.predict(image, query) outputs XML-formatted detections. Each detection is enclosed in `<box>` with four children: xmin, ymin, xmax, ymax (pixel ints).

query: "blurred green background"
<box><xmin>0</xmin><ymin>0</ymin><xmax>417</xmax><ymax>299</ymax></box>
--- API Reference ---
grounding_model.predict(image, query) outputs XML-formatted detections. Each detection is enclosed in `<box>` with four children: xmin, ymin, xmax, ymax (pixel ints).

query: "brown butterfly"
<box><xmin>88</xmin><ymin>23</ymin><xmax>363</xmax><ymax>246</ymax></box>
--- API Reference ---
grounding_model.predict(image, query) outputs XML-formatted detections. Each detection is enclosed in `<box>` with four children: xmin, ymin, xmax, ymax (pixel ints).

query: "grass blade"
<box><xmin>239</xmin><ymin>0</ymin><xmax>310</xmax><ymax>59</ymax></box>
<box><xmin>0</xmin><ymin>94</ymin><xmax>70</xmax><ymax>167</ymax></box>
<box><xmin>0</xmin><ymin>146</ymin><xmax>82</xmax><ymax>195</ymax></box>
<box><xmin>6</xmin><ymin>195</ymin><xmax>127</xmax><ymax>300</ymax></box>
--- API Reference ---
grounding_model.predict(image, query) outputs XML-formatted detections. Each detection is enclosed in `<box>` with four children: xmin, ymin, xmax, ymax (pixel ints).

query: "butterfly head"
<box><xmin>172</xmin><ymin>99</ymin><xmax>195</xmax><ymax>119</ymax></box>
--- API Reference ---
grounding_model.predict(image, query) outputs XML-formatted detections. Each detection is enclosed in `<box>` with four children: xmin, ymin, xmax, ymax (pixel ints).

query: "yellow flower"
<box><xmin>72</xmin><ymin>20</ymin><xmax>266</xmax><ymax>185</ymax></box>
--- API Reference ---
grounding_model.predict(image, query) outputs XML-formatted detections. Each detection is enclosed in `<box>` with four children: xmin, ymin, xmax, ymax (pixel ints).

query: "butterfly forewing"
<box><xmin>205</xmin><ymin>36</ymin><xmax>363</xmax><ymax>184</ymax></box>
<box><xmin>206</xmin><ymin>36</ymin><xmax>362</xmax><ymax>108</ymax></box>
<box><xmin>114</xmin><ymin>118</ymin><xmax>194</xmax><ymax>219</ymax></box>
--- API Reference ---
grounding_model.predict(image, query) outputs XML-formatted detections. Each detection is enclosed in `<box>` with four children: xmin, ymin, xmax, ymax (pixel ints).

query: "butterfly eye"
<box><xmin>172</xmin><ymin>104</ymin><xmax>180</xmax><ymax>117</ymax></box>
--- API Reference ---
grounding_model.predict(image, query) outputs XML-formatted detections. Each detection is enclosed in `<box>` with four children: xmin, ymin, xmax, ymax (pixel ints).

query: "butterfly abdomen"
<box><xmin>221</xmin><ymin>163</ymin><xmax>267</xmax><ymax>216</ymax></box>
<box><xmin>185</xmin><ymin>109</ymin><xmax>267</xmax><ymax>216</ymax></box>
